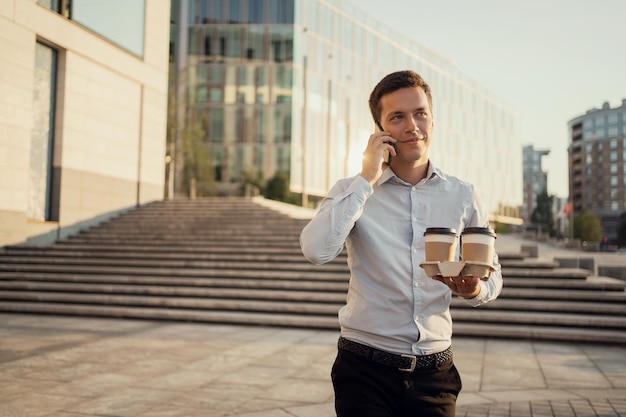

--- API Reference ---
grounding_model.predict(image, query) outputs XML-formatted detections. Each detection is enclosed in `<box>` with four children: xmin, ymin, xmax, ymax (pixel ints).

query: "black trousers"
<box><xmin>331</xmin><ymin>347</ymin><xmax>462</xmax><ymax>417</ymax></box>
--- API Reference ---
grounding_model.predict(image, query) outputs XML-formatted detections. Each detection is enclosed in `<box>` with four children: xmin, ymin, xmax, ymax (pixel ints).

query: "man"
<box><xmin>300</xmin><ymin>70</ymin><xmax>503</xmax><ymax>417</ymax></box>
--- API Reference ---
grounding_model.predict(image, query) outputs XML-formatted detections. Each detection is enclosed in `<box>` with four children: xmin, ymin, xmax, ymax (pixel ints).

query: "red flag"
<box><xmin>563</xmin><ymin>202</ymin><xmax>572</xmax><ymax>215</ymax></box>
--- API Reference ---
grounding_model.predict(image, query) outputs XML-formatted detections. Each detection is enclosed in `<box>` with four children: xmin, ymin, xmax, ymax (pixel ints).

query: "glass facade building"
<box><xmin>522</xmin><ymin>145</ymin><xmax>549</xmax><ymax>223</ymax></box>
<box><xmin>568</xmin><ymin>99</ymin><xmax>626</xmax><ymax>243</ymax></box>
<box><xmin>171</xmin><ymin>0</ymin><xmax>522</xmax><ymax>221</ymax></box>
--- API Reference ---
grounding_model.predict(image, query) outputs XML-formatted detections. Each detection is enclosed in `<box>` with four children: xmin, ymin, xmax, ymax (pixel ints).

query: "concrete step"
<box><xmin>0</xmin><ymin>264</ymin><xmax>350</xmax><ymax>281</ymax></box>
<box><xmin>0</xmin><ymin>301</ymin><xmax>623</xmax><ymax>345</ymax></box>
<box><xmin>0</xmin><ymin>272</ymin><xmax>349</xmax><ymax>291</ymax></box>
<box><xmin>2</xmin><ymin>271</ymin><xmax>624</xmax><ymax>294</ymax></box>
<box><xmin>1</xmin><ymin>281</ymin><xmax>624</xmax><ymax>311</ymax></box>
<box><xmin>0</xmin><ymin>288</ymin><xmax>623</xmax><ymax>328</ymax></box>
<box><xmin>0</xmin><ymin>256</ymin><xmax>348</xmax><ymax>272</ymax></box>
<box><xmin>1</xmin><ymin>245</ymin><xmax>529</xmax><ymax>265</ymax></box>
<box><xmin>0</xmin><ymin>302</ymin><xmax>340</xmax><ymax>328</ymax></box>
<box><xmin>2</xmin><ymin>197</ymin><xmax>625</xmax><ymax>344</ymax></box>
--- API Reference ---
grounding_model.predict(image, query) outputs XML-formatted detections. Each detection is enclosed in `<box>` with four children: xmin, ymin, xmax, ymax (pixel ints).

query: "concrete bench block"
<box><xmin>521</xmin><ymin>244</ymin><xmax>538</xmax><ymax>258</ymax></box>
<box><xmin>598</xmin><ymin>266</ymin><xmax>626</xmax><ymax>282</ymax></box>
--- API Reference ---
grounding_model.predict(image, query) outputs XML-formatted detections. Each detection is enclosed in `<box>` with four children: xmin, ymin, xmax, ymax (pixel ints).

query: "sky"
<box><xmin>351</xmin><ymin>0</ymin><xmax>626</xmax><ymax>198</ymax></box>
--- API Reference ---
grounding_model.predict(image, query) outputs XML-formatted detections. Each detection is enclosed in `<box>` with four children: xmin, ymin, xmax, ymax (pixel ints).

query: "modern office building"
<box><xmin>568</xmin><ymin>99</ymin><xmax>626</xmax><ymax>243</ymax></box>
<box><xmin>0</xmin><ymin>0</ymin><xmax>171</xmax><ymax>246</ymax></box>
<box><xmin>170</xmin><ymin>0</ymin><xmax>523</xmax><ymax>223</ymax></box>
<box><xmin>522</xmin><ymin>145</ymin><xmax>550</xmax><ymax>223</ymax></box>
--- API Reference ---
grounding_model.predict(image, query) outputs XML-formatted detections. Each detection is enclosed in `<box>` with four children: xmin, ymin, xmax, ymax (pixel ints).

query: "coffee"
<box><xmin>424</xmin><ymin>228</ymin><xmax>458</xmax><ymax>262</ymax></box>
<box><xmin>461</xmin><ymin>227</ymin><xmax>497</xmax><ymax>264</ymax></box>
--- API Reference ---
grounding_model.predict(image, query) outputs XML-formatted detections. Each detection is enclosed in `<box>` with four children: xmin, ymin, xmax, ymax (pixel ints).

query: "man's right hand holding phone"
<box><xmin>360</xmin><ymin>131</ymin><xmax>396</xmax><ymax>185</ymax></box>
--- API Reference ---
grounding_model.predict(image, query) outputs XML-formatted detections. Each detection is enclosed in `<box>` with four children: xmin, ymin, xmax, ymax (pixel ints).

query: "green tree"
<box><xmin>264</xmin><ymin>171</ymin><xmax>299</xmax><ymax>204</ymax></box>
<box><xmin>617</xmin><ymin>212</ymin><xmax>626</xmax><ymax>248</ymax></box>
<box><xmin>240</xmin><ymin>170</ymin><xmax>264</xmax><ymax>196</ymax></box>
<box><xmin>181</xmin><ymin>112</ymin><xmax>215</xmax><ymax>198</ymax></box>
<box><xmin>572</xmin><ymin>209</ymin><xmax>602</xmax><ymax>242</ymax></box>
<box><xmin>530</xmin><ymin>189</ymin><xmax>556</xmax><ymax>237</ymax></box>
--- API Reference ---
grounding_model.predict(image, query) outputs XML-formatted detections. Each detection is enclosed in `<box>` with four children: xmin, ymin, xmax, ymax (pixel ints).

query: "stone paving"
<box><xmin>2</xmin><ymin>232</ymin><xmax>626</xmax><ymax>416</ymax></box>
<box><xmin>1</xmin><ymin>313</ymin><xmax>625</xmax><ymax>417</ymax></box>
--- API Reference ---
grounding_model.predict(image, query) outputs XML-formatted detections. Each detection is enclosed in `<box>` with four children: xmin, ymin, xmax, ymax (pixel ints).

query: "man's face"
<box><xmin>379</xmin><ymin>87</ymin><xmax>433</xmax><ymax>166</ymax></box>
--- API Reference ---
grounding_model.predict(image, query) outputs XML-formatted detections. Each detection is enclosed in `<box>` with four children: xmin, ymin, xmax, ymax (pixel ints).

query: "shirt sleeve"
<box><xmin>300</xmin><ymin>175</ymin><xmax>373</xmax><ymax>265</ymax></box>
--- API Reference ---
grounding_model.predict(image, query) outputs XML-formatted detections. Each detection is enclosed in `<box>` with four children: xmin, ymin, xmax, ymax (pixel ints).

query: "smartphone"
<box><xmin>376</xmin><ymin>122</ymin><xmax>393</xmax><ymax>166</ymax></box>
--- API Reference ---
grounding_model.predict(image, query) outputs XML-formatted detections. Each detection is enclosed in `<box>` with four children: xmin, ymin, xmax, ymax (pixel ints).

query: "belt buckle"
<box><xmin>399</xmin><ymin>354</ymin><xmax>417</xmax><ymax>372</ymax></box>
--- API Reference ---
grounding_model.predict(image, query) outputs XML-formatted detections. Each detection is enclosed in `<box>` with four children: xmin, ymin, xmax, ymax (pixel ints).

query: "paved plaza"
<box><xmin>1</xmin><ymin>313</ymin><xmax>625</xmax><ymax>417</ymax></box>
<box><xmin>1</xmin><ymin>234</ymin><xmax>625</xmax><ymax>416</ymax></box>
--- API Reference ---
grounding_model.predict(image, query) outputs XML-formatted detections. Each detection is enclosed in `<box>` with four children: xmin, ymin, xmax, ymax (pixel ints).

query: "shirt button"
<box><xmin>414</xmin><ymin>316</ymin><xmax>420</xmax><ymax>322</ymax></box>
<box><xmin>414</xmin><ymin>282</ymin><xmax>419</xmax><ymax>287</ymax></box>
<box><xmin>413</xmin><ymin>248</ymin><xmax>417</xmax><ymax>253</ymax></box>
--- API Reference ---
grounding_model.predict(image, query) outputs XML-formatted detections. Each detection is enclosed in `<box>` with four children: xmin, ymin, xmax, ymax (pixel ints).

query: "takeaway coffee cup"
<box><xmin>461</xmin><ymin>227</ymin><xmax>497</xmax><ymax>264</ymax></box>
<box><xmin>424</xmin><ymin>228</ymin><xmax>458</xmax><ymax>262</ymax></box>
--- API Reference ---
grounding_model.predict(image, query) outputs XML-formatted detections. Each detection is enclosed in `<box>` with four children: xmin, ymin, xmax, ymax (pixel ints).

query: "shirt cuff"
<box><xmin>351</xmin><ymin>175</ymin><xmax>374</xmax><ymax>202</ymax></box>
<box><xmin>461</xmin><ymin>282</ymin><xmax>487</xmax><ymax>306</ymax></box>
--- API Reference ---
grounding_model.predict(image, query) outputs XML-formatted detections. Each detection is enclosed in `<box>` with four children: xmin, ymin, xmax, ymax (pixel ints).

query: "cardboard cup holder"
<box><xmin>419</xmin><ymin>261</ymin><xmax>494</xmax><ymax>281</ymax></box>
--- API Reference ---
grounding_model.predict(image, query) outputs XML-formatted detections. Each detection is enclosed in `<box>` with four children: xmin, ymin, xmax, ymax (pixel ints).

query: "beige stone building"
<box><xmin>0</xmin><ymin>0</ymin><xmax>171</xmax><ymax>246</ymax></box>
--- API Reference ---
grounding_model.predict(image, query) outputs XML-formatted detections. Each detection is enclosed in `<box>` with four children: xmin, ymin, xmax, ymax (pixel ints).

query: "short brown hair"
<box><xmin>368</xmin><ymin>70</ymin><xmax>433</xmax><ymax>129</ymax></box>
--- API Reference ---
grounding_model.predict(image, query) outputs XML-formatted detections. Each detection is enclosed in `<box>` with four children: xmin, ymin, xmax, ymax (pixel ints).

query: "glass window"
<box><xmin>188</xmin><ymin>27</ymin><xmax>203</xmax><ymax>55</ymax></box>
<box><xmin>269</xmin><ymin>0</ymin><xmax>294</xmax><ymax>24</ymax></box>
<box><xmin>274</xmin><ymin>107</ymin><xmax>292</xmax><ymax>142</ymax></box>
<box><xmin>257</xmin><ymin>107</ymin><xmax>265</xmax><ymax>143</ymax></box>
<box><xmin>37</xmin><ymin>0</ymin><xmax>59</xmax><ymax>12</ymax></box>
<box><xmin>228</xmin><ymin>0</ymin><xmax>242</xmax><ymax>23</ymax></box>
<box><xmin>248</xmin><ymin>0</ymin><xmax>265</xmax><ymax>23</ymax></box>
<box><xmin>269</xmin><ymin>27</ymin><xmax>293</xmax><ymax>63</ymax></box>
<box><xmin>209</xmin><ymin>87</ymin><xmax>223</xmax><ymax>102</ymax></box>
<box><xmin>305</xmin><ymin>0</ymin><xmax>317</xmax><ymax>32</ymax></box>
<box><xmin>29</xmin><ymin>42</ymin><xmax>57</xmax><ymax>221</ymax></box>
<box><xmin>208</xmin><ymin>108</ymin><xmax>224</xmax><ymax>142</ymax></box>
<box><xmin>611</xmin><ymin>189</ymin><xmax>619</xmax><ymax>199</ymax></box>
<box><xmin>197</xmin><ymin>0</ymin><xmax>210</xmax><ymax>23</ymax></box>
<box><xmin>72</xmin><ymin>0</ymin><xmax>145</xmax><ymax>56</ymax></box>
<box><xmin>246</xmin><ymin>27</ymin><xmax>266</xmax><ymax>60</ymax></box>
<box><xmin>225</xmin><ymin>27</ymin><xmax>242</xmax><ymax>58</ymax></box>
<box><xmin>210</xmin><ymin>66</ymin><xmax>224</xmax><ymax>83</ymax></box>
<box><xmin>207</xmin><ymin>0</ymin><xmax>224</xmax><ymax>23</ymax></box>
<box><xmin>197</xmin><ymin>86</ymin><xmax>208</xmax><ymax>102</ymax></box>
<box><xmin>236</xmin><ymin>108</ymin><xmax>245</xmax><ymax>143</ymax></box>
<box><xmin>204</xmin><ymin>28</ymin><xmax>213</xmax><ymax>55</ymax></box>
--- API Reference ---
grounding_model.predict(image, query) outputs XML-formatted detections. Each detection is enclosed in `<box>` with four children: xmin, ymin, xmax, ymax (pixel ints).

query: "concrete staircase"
<box><xmin>1</xmin><ymin>198</ymin><xmax>625</xmax><ymax>344</ymax></box>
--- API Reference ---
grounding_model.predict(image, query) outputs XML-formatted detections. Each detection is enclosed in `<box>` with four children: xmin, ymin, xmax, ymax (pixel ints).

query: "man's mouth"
<box><xmin>399</xmin><ymin>134</ymin><xmax>426</xmax><ymax>143</ymax></box>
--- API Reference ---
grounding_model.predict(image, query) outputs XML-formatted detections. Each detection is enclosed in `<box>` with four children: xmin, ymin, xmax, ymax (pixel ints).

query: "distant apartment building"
<box><xmin>522</xmin><ymin>145</ymin><xmax>550</xmax><ymax>223</ymax></box>
<box><xmin>0</xmin><ymin>0</ymin><xmax>171</xmax><ymax>246</ymax></box>
<box><xmin>568</xmin><ymin>99</ymin><xmax>626</xmax><ymax>243</ymax></box>
<box><xmin>170</xmin><ymin>0</ymin><xmax>523</xmax><ymax>223</ymax></box>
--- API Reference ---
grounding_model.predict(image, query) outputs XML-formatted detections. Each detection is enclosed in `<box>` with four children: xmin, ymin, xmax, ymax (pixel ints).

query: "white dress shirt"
<box><xmin>300</xmin><ymin>162</ymin><xmax>503</xmax><ymax>356</ymax></box>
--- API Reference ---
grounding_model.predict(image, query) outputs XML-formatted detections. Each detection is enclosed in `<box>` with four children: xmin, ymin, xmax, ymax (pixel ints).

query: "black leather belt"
<box><xmin>338</xmin><ymin>337</ymin><xmax>453</xmax><ymax>372</ymax></box>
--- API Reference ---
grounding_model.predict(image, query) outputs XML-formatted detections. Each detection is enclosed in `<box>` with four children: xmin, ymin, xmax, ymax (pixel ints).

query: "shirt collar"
<box><xmin>376</xmin><ymin>160</ymin><xmax>449</xmax><ymax>186</ymax></box>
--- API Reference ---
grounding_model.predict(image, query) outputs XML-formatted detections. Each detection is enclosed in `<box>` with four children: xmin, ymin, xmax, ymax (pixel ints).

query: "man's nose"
<box><xmin>405</xmin><ymin>116</ymin><xmax>420</xmax><ymax>132</ymax></box>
